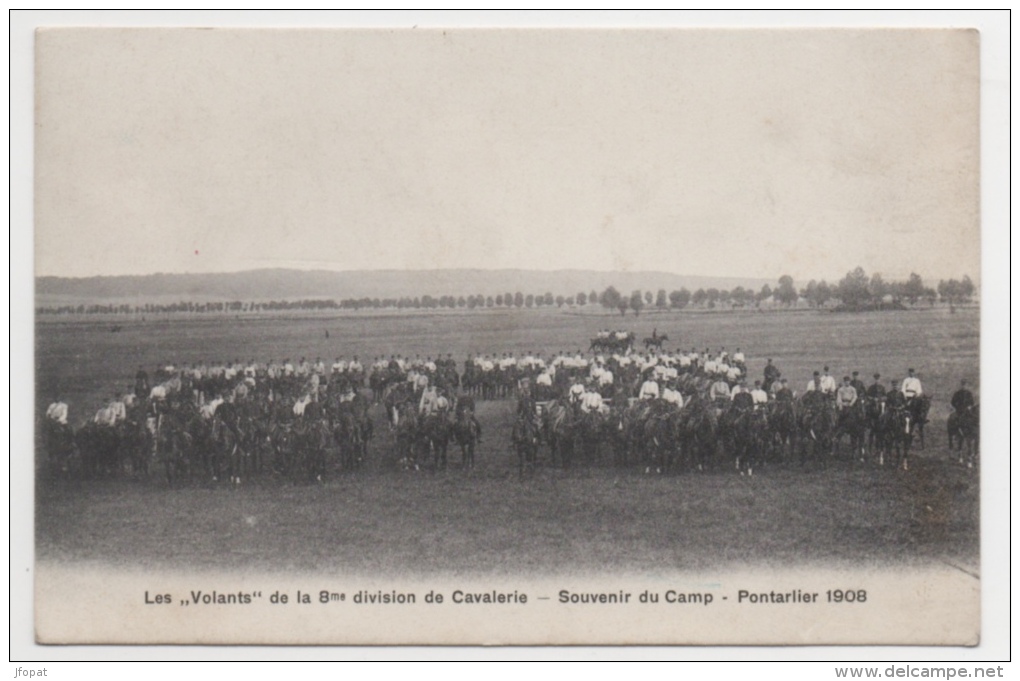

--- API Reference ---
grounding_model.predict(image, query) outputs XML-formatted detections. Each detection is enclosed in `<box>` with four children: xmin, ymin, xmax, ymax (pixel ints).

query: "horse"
<box><xmin>642</xmin><ymin>408</ymin><xmax>681</xmax><ymax>473</ymax></box>
<box><xmin>746</xmin><ymin>404</ymin><xmax>771</xmax><ymax>474</ymax></box>
<box><xmin>643</xmin><ymin>333</ymin><xmax>669</xmax><ymax>350</ymax></box>
<box><xmin>906</xmin><ymin>395</ymin><xmax>931</xmax><ymax>449</ymax></box>
<box><xmin>119</xmin><ymin>413</ymin><xmax>154</xmax><ymax>478</ymax></box>
<box><xmin>572</xmin><ymin>408</ymin><xmax>606</xmax><ymax>467</ymax></box>
<box><xmin>155</xmin><ymin>409</ymin><xmax>199</xmax><ymax>486</ymax></box>
<box><xmin>384</xmin><ymin>381</ymin><xmax>415</xmax><ymax>429</ymax></box>
<box><xmin>604</xmin><ymin>401</ymin><xmax>632</xmax><ymax>467</ymax></box>
<box><xmin>369</xmin><ymin>368</ymin><xmax>391</xmax><ymax>404</ymax></box>
<box><xmin>333</xmin><ymin>408</ymin><xmax>363</xmax><ymax>472</ymax></box>
<box><xmin>542</xmin><ymin>399</ymin><xmax>576</xmax><ymax>468</ymax></box>
<box><xmin>797</xmin><ymin>393</ymin><xmax>835</xmax><ymax>467</ymax></box>
<box><xmin>293</xmin><ymin>416</ymin><xmax>332</xmax><ymax>482</ymax></box>
<box><xmin>270</xmin><ymin>421</ymin><xmax>298</xmax><ymax>477</ymax></box>
<box><xmin>339</xmin><ymin>392</ymin><xmax>374</xmax><ymax>465</ymax></box>
<box><xmin>417</xmin><ymin>411</ymin><xmax>451</xmax><ymax>471</ymax></box>
<box><xmin>393</xmin><ymin>403</ymin><xmax>420</xmax><ymax>470</ymax></box>
<box><xmin>678</xmin><ymin>395</ymin><xmax>717</xmax><ymax>472</ymax></box>
<box><xmin>42</xmin><ymin>419</ymin><xmax>77</xmax><ymax>478</ymax></box>
<box><xmin>460</xmin><ymin>362</ymin><xmax>480</xmax><ymax>398</ymax></box>
<box><xmin>766</xmin><ymin>398</ymin><xmax>797</xmax><ymax>463</ymax></box>
<box><xmin>453</xmin><ymin>409</ymin><xmax>481</xmax><ymax>470</ymax></box>
<box><xmin>863</xmin><ymin>395</ymin><xmax>887</xmax><ymax>459</ymax></box>
<box><xmin>878</xmin><ymin>405</ymin><xmax>912</xmax><ymax>470</ymax></box>
<box><xmin>622</xmin><ymin>398</ymin><xmax>659</xmax><ymax>463</ymax></box>
<box><xmin>157</xmin><ymin>397</ymin><xmax>209</xmax><ymax>484</ymax></box>
<box><xmin>719</xmin><ymin>395</ymin><xmax>762</xmax><ymax>475</ymax></box>
<box><xmin>833</xmin><ymin>401</ymin><xmax>868</xmax><ymax>462</ymax></box>
<box><xmin>75</xmin><ymin>421</ymin><xmax>121</xmax><ymax>479</ymax></box>
<box><xmin>947</xmin><ymin>404</ymin><xmax>979</xmax><ymax>468</ymax></box>
<box><xmin>511</xmin><ymin>414</ymin><xmax>540</xmax><ymax>478</ymax></box>
<box><xmin>241</xmin><ymin>397</ymin><xmax>274</xmax><ymax>478</ymax></box>
<box><xmin>207</xmin><ymin>414</ymin><xmax>244</xmax><ymax>483</ymax></box>
<box><xmin>589</xmin><ymin>334</ymin><xmax>634</xmax><ymax>355</ymax></box>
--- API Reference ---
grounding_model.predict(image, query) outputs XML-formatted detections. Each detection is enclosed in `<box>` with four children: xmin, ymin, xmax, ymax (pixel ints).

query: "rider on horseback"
<box><xmin>639</xmin><ymin>376</ymin><xmax>660</xmax><ymax>401</ymax></box>
<box><xmin>750</xmin><ymin>380</ymin><xmax>768</xmax><ymax>406</ymax></box>
<box><xmin>579</xmin><ymin>385</ymin><xmax>604</xmax><ymax>414</ymax></box>
<box><xmin>866</xmin><ymin>373</ymin><xmax>885</xmax><ymax>400</ymax></box>
<box><xmin>836</xmin><ymin>377</ymin><xmax>858</xmax><ymax>410</ymax></box>
<box><xmin>774</xmin><ymin>378</ymin><xmax>794</xmax><ymax>402</ymax></box>
<box><xmin>820</xmin><ymin>366</ymin><xmax>837</xmax><ymax>395</ymax></box>
<box><xmin>709</xmin><ymin>374</ymin><xmax>731</xmax><ymax>406</ymax></box>
<box><xmin>900</xmin><ymin>368</ymin><xmax>925</xmax><ymax>419</ymax></box>
<box><xmin>763</xmin><ymin>359</ymin><xmax>780</xmax><ymax>392</ymax></box>
<box><xmin>901</xmin><ymin>368</ymin><xmax>923</xmax><ymax>400</ymax></box>
<box><xmin>850</xmin><ymin>371</ymin><xmax>867</xmax><ymax>400</ymax></box>
<box><xmin>46</xmin><ymin>393</ymin><xmax>69</xmax><ymax>425</ymax></box>
<box><xmin>951</xmin><ymin>379</ymin><xmax>975</xmax><ymax>415</ymax></box>
<box><xmin>419</xmin><ymin>384</ymin><xmax>445</xmax><ymax>416</ymax></box>
<box><xmin>885</xmin><ymin>380</ymin><xmax>906</xmax><ymax>410</ymax></box>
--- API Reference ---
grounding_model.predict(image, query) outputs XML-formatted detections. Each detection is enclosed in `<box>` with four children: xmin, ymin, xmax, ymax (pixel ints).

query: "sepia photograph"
<box><xmin>15</xmin><ymin>11</ymin><xmax>1009</xmax><ymax>659</ymax></box>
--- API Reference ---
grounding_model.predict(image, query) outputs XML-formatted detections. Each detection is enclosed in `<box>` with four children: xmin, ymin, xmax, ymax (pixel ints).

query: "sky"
<box><xmin>34</xmin><ymin>26</ymin><xmax>981</xmax><ymax>283</ymax></box>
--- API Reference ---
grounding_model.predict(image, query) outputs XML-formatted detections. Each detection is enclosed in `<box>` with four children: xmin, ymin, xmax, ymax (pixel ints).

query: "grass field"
<box><xmin>35</xmin><ymin>306</ymin><xmax>980</xmax><ymax>576</ymax></box>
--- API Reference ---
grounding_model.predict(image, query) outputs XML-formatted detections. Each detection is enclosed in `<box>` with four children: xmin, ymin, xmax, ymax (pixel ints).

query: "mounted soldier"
<box><xmin>836</xmin><ymin>376</ymin><xmax>858</xmax><ymax>411</ymax></box>
<box><xmin>950</xmin><ymin>379</ymin><xmax>975</xmax><ymax>415</ymax></box>
<box><xmin>762</xmin><ymin>358</ymin><xmax>780</xmax><ymax>392</ymax></box>
<box><xmin>849</xmin><ymin>371</ymin><xmax>867</xmax><ymax>399</ymax></box>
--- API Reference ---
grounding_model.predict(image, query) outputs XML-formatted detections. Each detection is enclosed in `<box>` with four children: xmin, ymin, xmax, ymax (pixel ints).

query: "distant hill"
<box><xmin>35</xmin><ymin>268</ymin><xmax>776</xmax><ymax>306</ymax></box>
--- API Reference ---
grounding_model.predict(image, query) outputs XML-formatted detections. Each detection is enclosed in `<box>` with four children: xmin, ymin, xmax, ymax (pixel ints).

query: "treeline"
<box><xmin>592</xmin><ymin>269</ymin><xmax>976</xmax><ymax>315</ymax></box>
<box><xmin>35</xmin><ymin>268</ymin><xmax>976</xmax><ymax>316</ymax></box>
<box><xmin>782</xmin><ymin>268</ymin><xmax>976</xmax><ymax>311</ymax></box>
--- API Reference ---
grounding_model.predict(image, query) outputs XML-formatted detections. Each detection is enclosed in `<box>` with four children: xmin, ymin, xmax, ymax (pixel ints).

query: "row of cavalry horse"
<box><xmin>41</xmin><ymin>376</ymin><xmax>978</xmax><ymax>486</ymax></box>
<box><xmin>512</xmin><ymin>389</ymin><xmax>979</xmax><ymax>478</ymax></box>
<box><xmin>41</xmin><ymin>378</ymin><xmax>484</xmax><ymax>485</ymax></box>
<box><xmin>44</xmin><ymin>380</ymin><xmax>376</xmax><ymax>485</ymax></box>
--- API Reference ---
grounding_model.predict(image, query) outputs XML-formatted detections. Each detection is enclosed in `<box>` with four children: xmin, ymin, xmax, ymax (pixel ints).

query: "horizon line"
<box><xmin>34</xmin><ymin>265</ymin><xmax>979</xmax><ymax>285</ymax></box>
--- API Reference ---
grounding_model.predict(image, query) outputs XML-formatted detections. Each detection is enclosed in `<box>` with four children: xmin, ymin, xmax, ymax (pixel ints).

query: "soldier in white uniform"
<box><xmin>639</xmin><ymin>378</ymin><xmax>660</xmax><ymax>400</ymax></box>
<box><xmin>46</xmin><ymin>397</ymin><xmax>69</xmax><ymax>425</ymax></box>
<box><xmin>710</xmin><ymin>376</ymin><xmax>732</xmax><ymax>403</ymax></box>
<box><xmin>94</xmin><ymin>405</ymin><xmax>115</xmax><ymax>426</ymax></box>
<box><xmin>750</xmin><ymin>380</ymin><xmax>769</xmax><ymax>406</ymax></box>
<box><xmin>415</xmin><ymin>373</ymin><xmax>429</xmax><ymax>391</ymax></box>
<box><xmin>901</xmin><ymin>368</ymin><xmax>923</xmax><ymax>399</ymax></box>
<box><xmin>819</xmin><ymin>366</ymin><xmax>837</xmax><ymax>394</ymax></box>
<box><xmin>836</xmin><ymin>376</ymin><xmax>858</xmax><ymax>409</ymax></box>
<box><xmin>580</xmin><ymin>387</ymin><xmax>603</xmax><ymax>413</ymax></box>
<box><xmin>661</xmin><ymin>384</ymin><xmax>684</xmax><ymax>407</ymax></box>
<box><xmin>108</xmin><ymin>393</ymin><xmax>127</xmax><ymax>424</ymax></box>
<box><xmin>291</xmin><ymin>394</ymin><xmax>310</xmax><ymax>417</ymax></box>
<box><xmin>419</xmin><ymin>386</ymin><xmax>440</xmax><ymax>416</ymax></box>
